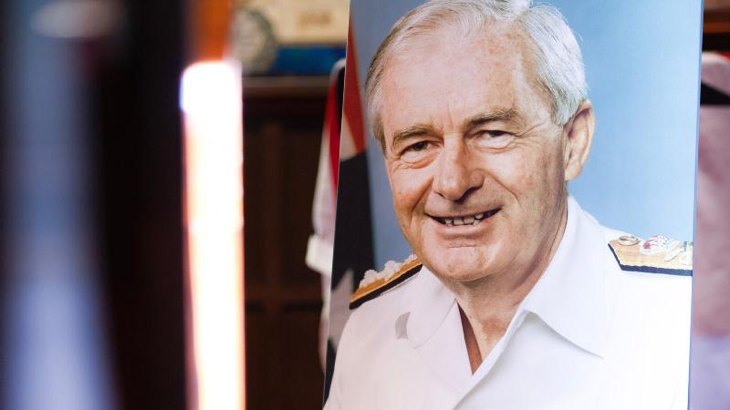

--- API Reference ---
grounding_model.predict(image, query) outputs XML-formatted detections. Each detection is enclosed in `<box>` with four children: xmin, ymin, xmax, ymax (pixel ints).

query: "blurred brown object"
<box><xmin>706</xmin><ymin>0</ymin><xmax>730</xmax><ymax>11</ymax></box>
<box><xmin>705</xmin><ymin>10</ymin><xmax>730</xmax><ymax>35</ymax></box>
<box><xmin>189</xmin><ymin>0</ymin><xmax>232</xmax><ymax>61</ymax></box>
<box><xmin>705</xmin><ymin>1</ymin><xmax>730</xmax><ymax>51</ymax></box>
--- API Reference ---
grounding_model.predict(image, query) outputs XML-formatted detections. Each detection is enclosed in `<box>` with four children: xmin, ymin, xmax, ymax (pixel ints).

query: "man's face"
<box><xmin>380</xmin><ymin>26</ymin><xmax>570</xmax><ymax>284</ymax></box>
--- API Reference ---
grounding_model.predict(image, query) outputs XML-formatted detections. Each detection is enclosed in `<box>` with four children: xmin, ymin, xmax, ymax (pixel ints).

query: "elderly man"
<box><xmin>325</xmin><ymin>1</ymin><xmax>693</xmax><ymax>409</ymax></box>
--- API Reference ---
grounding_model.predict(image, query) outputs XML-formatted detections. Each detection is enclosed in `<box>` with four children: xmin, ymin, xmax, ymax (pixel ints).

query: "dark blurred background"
<box><xmin>0</xmin><ymin>0</ymin><xmax>346</xmax><ymax>409</ymax></box>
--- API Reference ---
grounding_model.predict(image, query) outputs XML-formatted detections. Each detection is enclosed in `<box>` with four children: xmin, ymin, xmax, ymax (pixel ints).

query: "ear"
<box><xmin>562</xmin><ymin>100</ymin><xmax>595</xmax><ymax>181</ymax></box>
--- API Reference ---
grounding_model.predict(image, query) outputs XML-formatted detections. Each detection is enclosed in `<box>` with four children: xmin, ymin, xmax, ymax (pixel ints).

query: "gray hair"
<box><xmin>364</xmin><ymin>0</ymin><xmax>587</xmax><ymax>149</ymax></box>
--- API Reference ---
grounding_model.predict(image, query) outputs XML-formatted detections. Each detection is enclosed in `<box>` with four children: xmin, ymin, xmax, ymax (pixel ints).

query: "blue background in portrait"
<box><xmin>348</xmin><ymin>0</ymin><xmax>702</xmax><ymax>267</ymax></box>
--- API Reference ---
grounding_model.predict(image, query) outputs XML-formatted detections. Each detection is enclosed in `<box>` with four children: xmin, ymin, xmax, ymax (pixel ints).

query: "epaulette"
<box><xmin>349</xmin><ymin>255</ymin><xmax>423</xmax><ymax>309</ymax></box>
<box><xmin>608</xmin><ymin>234</ymin><xmax>692</xmax><ymax>276</ymax></box>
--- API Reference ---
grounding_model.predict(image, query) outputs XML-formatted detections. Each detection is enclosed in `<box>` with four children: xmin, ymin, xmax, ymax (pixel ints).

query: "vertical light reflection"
<box><xmin>180</xmin><ymin>60</ymin><xmax>245</xmax><ymax>410</ymax></box>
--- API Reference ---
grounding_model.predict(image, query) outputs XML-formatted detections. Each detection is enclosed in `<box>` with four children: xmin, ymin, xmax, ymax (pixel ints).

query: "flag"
<box><xmin>306</xmin><ymin>57</ymin><xmax>345</xmax><ymax>367</ymax></box>
<box><xmin>305</xmin><ymin>21</ymin><xmax>375</xmax><ymax>404</ymax></box>
<box><xmin>328</xmin><ymin>20</ymin><xmax>374</xmax><ymax>350</ymax></box>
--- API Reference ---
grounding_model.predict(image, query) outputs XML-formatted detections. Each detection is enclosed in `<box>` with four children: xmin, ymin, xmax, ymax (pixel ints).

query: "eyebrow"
<box><xmin>390</xmin><ymin>124</ymin><xmax>438</xmax><ymax>151</ymax></box>
<box><xmin>462</xmin><ymin>109</ymin><xmax>521</xmax><ymax>133</ymax></box>
<box><xmin>388</xmin><ymin>108</ymin><xmax>522</xmax><ymax>152</ymax></box>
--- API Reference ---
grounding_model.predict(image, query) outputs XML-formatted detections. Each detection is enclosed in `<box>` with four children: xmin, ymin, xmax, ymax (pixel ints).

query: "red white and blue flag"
<box><xmin>305</xmin><ymin>22</ymin><xmax>375</xmax><ymax>403</ymax></box>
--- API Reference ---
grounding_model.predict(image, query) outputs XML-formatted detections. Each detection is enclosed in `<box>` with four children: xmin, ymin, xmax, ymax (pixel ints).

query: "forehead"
<box><xmin>379</xmin><ymin>24</ymin><xmax>550</xmax><ymax>140</ymax></box>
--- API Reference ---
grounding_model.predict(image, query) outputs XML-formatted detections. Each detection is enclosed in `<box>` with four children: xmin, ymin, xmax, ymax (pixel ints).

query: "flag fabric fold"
<box><xmin>305</xmin><ymin>22</ymin><xmax>376</xmax><ymax>404</ymax></box>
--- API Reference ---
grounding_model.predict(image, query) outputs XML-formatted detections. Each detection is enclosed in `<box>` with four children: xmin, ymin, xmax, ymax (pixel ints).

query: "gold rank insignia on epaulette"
<box><xmin>608</xmin><ymin>234</ymin><xmax>693</xmax><ymax>276</ymax></box>
<box><xmin>349</xmin><ymin>255</ymin><xmax>423</xmax><ymax>309</ymax></box>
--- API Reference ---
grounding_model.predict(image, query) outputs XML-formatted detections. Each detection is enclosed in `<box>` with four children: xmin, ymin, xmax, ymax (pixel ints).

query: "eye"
<box><xmin>473</xmin><ymin>130</ymin><xmax>515</xmax><ymax>149</ymax></box>
<box><xmin>398</xmin><ymin>140</ymin><xmax>437</xmax><ymax>163</ymax></box>
<box><xmin>406</xmin><ymin>141</ymin><xmax>431</xmax><ymax>152</ymax></box>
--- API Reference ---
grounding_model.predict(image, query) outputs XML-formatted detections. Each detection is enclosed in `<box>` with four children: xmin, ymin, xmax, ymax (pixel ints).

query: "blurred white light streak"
<box><xmin>181</xmin><ymin>61</ymin><xmax>245</xmax><ymax>410</ymax></box>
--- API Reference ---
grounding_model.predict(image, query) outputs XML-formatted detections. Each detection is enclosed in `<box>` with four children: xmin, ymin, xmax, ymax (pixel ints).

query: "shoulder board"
<box><xmin>349</xmin><ymin>255</ymin><xmax>423</xmax><ymax>309</ymax></box>
<box><xmin>608</xmin><ymin>234</ymin><xmax>692</xmax><ymax>276</ymax></box>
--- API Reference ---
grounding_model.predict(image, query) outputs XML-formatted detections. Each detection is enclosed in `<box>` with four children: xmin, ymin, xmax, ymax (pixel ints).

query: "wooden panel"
<box><xmin>244</xmin><ymin>308</ymin><xmax>269</xmax><ymax>410</ymax></box>
<box><xmin>282</xmin><ymin>307</ymin><xmax>325</xmax><ymax>409</ymax></box>
<box><xmin>244</xmin><ymin>77</ymin><xmax>327</xmax><ymax>409</ymax></box>
<box><xmin>282</xmin><ymin>125</ymin><xmax>325</xmax><ymax>288</ymax></box>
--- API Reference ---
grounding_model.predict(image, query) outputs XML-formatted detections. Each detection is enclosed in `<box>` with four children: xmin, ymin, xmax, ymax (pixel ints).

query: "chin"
<box><xmin>420</xmin><ymin>246</ymin><xmax>500</xmax><ymax>284</ymax></box>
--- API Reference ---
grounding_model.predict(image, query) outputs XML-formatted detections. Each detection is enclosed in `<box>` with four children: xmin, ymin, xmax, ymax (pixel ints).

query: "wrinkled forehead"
<box><xmin>378</xmin><ymin>24</ymin><xmax>548</xmax><ymax>137</ymax></box>
<box><xmin>389</xmin><ymin>21</ymin><xmax>528</xmax><ymax>70</ymax></box>
<box><xmin>381</xmin><ymin>22</ymin><xmax>544</xmax><ymax>101</ymax></box>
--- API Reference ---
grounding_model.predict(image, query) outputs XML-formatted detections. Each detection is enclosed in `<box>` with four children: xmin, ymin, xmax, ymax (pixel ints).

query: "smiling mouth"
<box><xmin>432</xmin><ymin>208</ymin><xmax>501</xmax><ymax>227</ymax></box>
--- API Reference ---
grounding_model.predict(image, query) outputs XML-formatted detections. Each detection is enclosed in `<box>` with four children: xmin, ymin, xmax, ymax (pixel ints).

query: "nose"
<box><xmin>433</xmin><ymin>140</ymin><xmax>482</xmax><ymax>202</ymax></box>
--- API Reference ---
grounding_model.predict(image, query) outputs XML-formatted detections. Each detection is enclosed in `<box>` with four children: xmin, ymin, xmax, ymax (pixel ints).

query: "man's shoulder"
<box><xmin>333</xmin><ymin>256</ymin><xmax>423</xmax><ymax>379</ymax></box>
<box><xmin>327</xmin><ymin>257</ymin><xmax>428</xmax><ymax>409</ymax></box>
<box><xmin>597</xmin><ymin>230</ymin><xmax>692</xmax><ymax>391</ymax></box>
<box><xmin>601</xmin><ymin>228</ymin><xmax>693</xmax><ymax>279</ymax></box>
<box><xmin>571</xmin><ymin>197</ymin><xmax>691</xmax><ymax>280</ymax></box>
<box><xmin>598</xmin><ymin>228</ymin><xmax>692</xmax><ymax>330</ymax></box>
<box><xmin>337</xmin><ymin>255</ymin><xmax>424</xmax><ymax>352</ymax></box>
<box><xmin>349</xmin><ymin>254</ymin><xmax>423</xmax><ymax>310</ymax></box>
<box><xmin>572</xmin><ymin>200</ymin><xmax>693</xmax><ymax>282</ymax></box>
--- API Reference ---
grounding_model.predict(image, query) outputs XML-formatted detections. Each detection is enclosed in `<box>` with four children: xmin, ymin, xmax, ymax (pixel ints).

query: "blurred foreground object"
<box><xmin>183</xmin><ymin>1</ymin><xmax>245</xmax><ymax>410</ymax></box>
<box><xmin>1</xmin><ymin>0</ymin><xmax>118</xmax><ymax>409</ymax></box>
<box><xmin>706</xmin><ymin>0</ymin><xmax>730</xmax><ymax>11</ymax></box>
<box><xmin>181</xmin><ymin>61</ymin><xmax>245</xmax><ymax>410</ymax></box>
<box><xmin>30</xmin><ymin>0</ymin><xmax>121</xmax><ymax>39</ymax></box>
<box><xmin>691</xmin><ymin>52</ymin><xmax>730</xmax><ymax>410</ymax></box>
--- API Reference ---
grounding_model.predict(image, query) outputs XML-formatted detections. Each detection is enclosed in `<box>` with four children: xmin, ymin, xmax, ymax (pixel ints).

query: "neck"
<box><xmin>449</xmin><ymin>200</ymin><xmax>569</xmax><ymax>373</ymax></box>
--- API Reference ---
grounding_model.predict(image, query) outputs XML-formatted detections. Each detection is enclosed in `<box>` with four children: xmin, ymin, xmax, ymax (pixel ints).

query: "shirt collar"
<box><xmin>403</xmin><ymin>196</ymin><xmax>609</xmax><ymax>356</ymax></box>
<box><xmin>520</xmin><ymin>196</ymin><xmax>609</xmax><ymax>357</ymax></box>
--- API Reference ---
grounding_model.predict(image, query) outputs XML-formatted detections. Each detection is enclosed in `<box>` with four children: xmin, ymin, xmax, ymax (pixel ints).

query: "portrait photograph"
<box><xmin>324</xmin><ymin>1</ymin><xmax>702</xmax><ymax>409</ymax></box>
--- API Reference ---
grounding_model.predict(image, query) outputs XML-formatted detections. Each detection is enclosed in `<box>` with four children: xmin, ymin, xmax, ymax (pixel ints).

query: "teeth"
<box><xmin>437</xmin><ymin>209</ymin><xmax>498</xmax><ymax>226</ymax></box>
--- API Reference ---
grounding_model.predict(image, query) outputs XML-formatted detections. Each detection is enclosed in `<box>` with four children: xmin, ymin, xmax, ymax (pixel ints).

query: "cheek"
<box><xmin>388</xmin><ymin>168</ymin><xmax>431</xmax><ymax>215</ymax></box>
<box><xmin>484</xmin><ymin>145</ymin><xmax>564</xmax><ymax>199</ymax></box>
<box><xmin>484</xmin><ymin>153</ymin><xmax>540</xmax><ymax>195</ymax></box>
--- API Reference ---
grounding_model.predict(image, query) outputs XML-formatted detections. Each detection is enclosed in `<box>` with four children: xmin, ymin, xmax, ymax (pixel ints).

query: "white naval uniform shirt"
<box><xmin>325</xmin><ymin>198</ymin><xmax>692</xmax><ymax>410</ymax></box>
